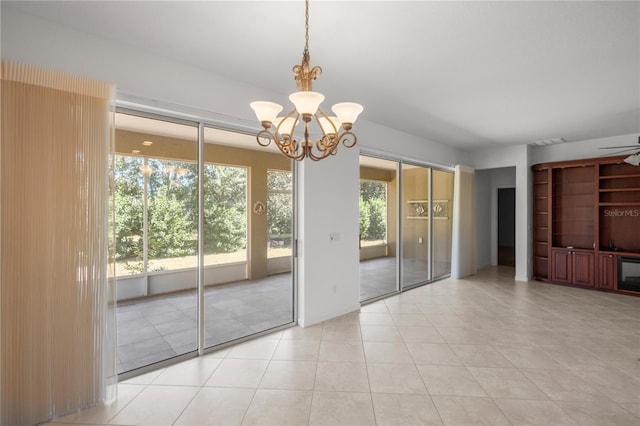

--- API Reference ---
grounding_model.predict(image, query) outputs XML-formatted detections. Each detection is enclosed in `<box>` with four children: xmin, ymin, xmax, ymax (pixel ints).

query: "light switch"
<box><xmin>418</xmin><ymin>237</ymin><xmax>423</xmax><ymax>244</ymax></box>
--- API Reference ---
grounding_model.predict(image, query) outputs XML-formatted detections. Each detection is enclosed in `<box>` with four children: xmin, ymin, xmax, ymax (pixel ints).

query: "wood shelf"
<box><xmin>533</xmin><ymin>155</ymin><xmax>640</xmax><ymax>294</ymax></box>
<box><xmin>599</xmin><ymin>202</ymin><xmax>640</xmax><ymax>207</ymax></box>
<box><xmin>599</xmin><ymin>188</ymin><xmax>640</xmax><ymax>192</ymax></box>
<box><xmin>599</xmin><ymin>174</ymin><xmax>640</xmax><ymax>180</ymax></box>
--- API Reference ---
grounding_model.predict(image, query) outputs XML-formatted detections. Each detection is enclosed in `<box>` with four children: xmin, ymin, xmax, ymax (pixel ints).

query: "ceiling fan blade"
<box><xmin>600</xmin><ymin>148</ymin><xmax>640</xmax><ymax>156</ymax></box>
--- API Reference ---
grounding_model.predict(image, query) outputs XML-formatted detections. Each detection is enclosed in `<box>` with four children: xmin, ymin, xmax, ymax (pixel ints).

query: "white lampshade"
<box><xmin>289</xmin><ymin>91</ymin><xmax>325</xmax><ymax>115</ymax></box>
<box><xmin>250</xmin><ymin>101</ymin><xmax>283</xmax><ymax>124</ymax></box>
<box><xmin>332</xmin><ymin>102</ymin><xmax>363</xmax><ymax>124</ymax></box>
<box><xmin>318</xmin><ymin>116</ymin><xmax>342</xmax><ymax>134</ymax></box>
<box><xmin>276</xmin><ymin>116</ymin><xmax>296</xmax><ymax>136</ymax></box>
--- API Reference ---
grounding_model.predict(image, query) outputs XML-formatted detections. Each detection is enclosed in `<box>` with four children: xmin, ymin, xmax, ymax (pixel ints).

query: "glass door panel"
<box><xmin>203</xmin><ymin>127</ymin><xmax>294</xmax><ymax>348</ymax></box>
<box><xmin>359</xmin><ymin>156</ymin><xmax>399</xmax><ymax>301</ymax></box>
<box><xmin>401</xmin><ymin>164</ymin><xmax>431</xmax><ymax>289</ymax></box>
<box><xmin>114</xmin><ymin>112</ymin><xmax>199</xmax><ymax>374</ymax></box>
<box><xmin>432</xmin><ymin>169</ymin><xmax>454</xmax><ymax>278</ymax></box>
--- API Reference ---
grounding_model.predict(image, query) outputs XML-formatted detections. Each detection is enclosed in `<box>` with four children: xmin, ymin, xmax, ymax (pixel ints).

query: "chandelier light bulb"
<box><xmin>250</xmin><ymin>101</ymin><xmax>283</xmax><ymax>125</ymax></box>
<box><xmin>276</xmin><ymin>116</ymin><xmax>297</xmax><ymax>136</ymax></box>
<box><xmin>289</xmin><ymin>91</ymin><xmax>325</xmax><ymax>116</ymax></box>
<box><xmin>331</xmin><ymin>102</ymin><xmax>364</xmax><ymax>125</ymax></box>
<box><xmin>318</xmin><ymin>116</ymin><xmax>342</xmax><ymax>134</ymax></box>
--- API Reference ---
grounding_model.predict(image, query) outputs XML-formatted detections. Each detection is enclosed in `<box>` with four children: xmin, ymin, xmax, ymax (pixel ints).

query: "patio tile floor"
<box><xmin>118</xmin><ymin>257</ymin><xmax>410</xmax><ymax>373</ymax></box>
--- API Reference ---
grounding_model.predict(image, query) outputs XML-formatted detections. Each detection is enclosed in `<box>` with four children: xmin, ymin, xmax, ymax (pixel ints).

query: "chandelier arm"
<box><xmin>315</xmin><ymin>108</ymin><xmax>338</xmax><ymax>136</ymax></box>
<box><xmin>278</xmin><ymin>134</ymin><xmax>299</xmax><ymax>158</ymax></box>
<box><xmin>338</xmin><ymin>130</ymin><xmax>357</xmax><ymax>148</ymax></box>
<box><xmin>256</xmin><ymin>129</ymin><xmax>276</xmax><ymax>147</ymax></box>
<box><xmin>276</xmin><ymin>136</ymin><xmax>307</xmax><ymax>161</ymax></box>
<box><xmin>316</xmin><ymin>134</ymin><xmax>338</xmax><ymax>152</ymax></box>
<box><xmin>307</xmin><ymin>144</ymin><xmax>333</xmax><ymax>161</ymax></box>
<box><xmin>275</xmin><ymin>109</ymin><xmax>299</xmax><ymax>136</ymax></box>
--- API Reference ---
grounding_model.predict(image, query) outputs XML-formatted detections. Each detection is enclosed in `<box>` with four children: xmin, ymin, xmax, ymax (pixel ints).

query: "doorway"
<box><xmin>497</xmin><ymin>187</ymin><xmax>516</xmax><ymax>266</ymax></box>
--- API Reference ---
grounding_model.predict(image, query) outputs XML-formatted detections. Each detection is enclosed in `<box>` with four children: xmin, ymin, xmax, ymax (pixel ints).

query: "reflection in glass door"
<box><xmin>114</xmin><ymin>112</ymin><xmax>199</xmax><ymax>373</ymax></box>
<box><xmin>203</xmin><ymin>127</ymin><xmax>294</xmax><ymax>348</ymax></box>
<box><xmin>401</xmin><ymin>164</ymin><xmax>431</xmax><ymax>289</ymax></box>
<box><xmin>359</xmin><ymin>156</ymin><xmax>398</xmax><ymax>301</ymax></box>
<box><xmin>359</xmin><ymin>156</ymin><xmax>454</xmax><ymax>298</ymax></box>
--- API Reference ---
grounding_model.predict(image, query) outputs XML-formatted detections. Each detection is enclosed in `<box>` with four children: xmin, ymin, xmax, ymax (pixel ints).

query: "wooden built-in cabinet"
<box><xmin>532</xmin><ymin>168</ymin><xmax>550</xmax><ymax>280</ymax></box>
<box><xmin>532</xmin><ymin>155</ymin><xmax>640</xmax><ymax>295</ymax></box>
<box><xmin>551</xmin><ymin>248</ymin><xmax>594</xmax><ymax>287</ymax></box>
<box><xmin>598</xmin><ymin>253</ymin><xmax>616</xmax><ymax>290</ymax></box>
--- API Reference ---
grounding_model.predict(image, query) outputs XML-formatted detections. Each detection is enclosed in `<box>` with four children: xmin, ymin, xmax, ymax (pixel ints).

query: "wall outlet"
<box><xmin>329</xmin><ymin>232</ymin><xmax>340</xmax><ymax>241</ymax></box>
<box><xmin>332</xmin><ymin>285</ymin><xmax>337</xmax><ymax>294</ymax></box>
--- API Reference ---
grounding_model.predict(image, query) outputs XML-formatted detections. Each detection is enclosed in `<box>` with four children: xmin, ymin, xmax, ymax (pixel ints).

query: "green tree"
<box><xmin>114</xmin><ymin>155</ymin><xmax>249</xmax><ymax>271</ymax></box>
<box><xmin>359</xmin><ymin>196</ymin><xmax>370</xmax><ymax>238</ymax></box>
<box><xmin>360</xmin><ymin>180</ymin><xmax>386</xmax><ymax>202</ymax></box>
<box><xmin>203</xmin><ymin>164</ymin><xmax>247</xmax><ymax>253</ymax></box>
<box><xmin>147</xmin><ymin>186</ymin><xmax>195</xmax><ymax>259</ymax></box>
<box><xmin>113</xmin><ymin>156</ymin><xmax>144</xmax><ymax>262</ymax></box>
<box><xmin>359</xmin><ymin>180</ymin><xmax>387</xmax><ymax>242</ymax></box>
<box><xmin>267</xmin><ymin>170</ymin><xmax>293</xmax><ymax>248</ymax></box>
<box><xmin>366</xmin><ymin>197</ymin><xmax>387</xmax><ymax>241</ymax></box>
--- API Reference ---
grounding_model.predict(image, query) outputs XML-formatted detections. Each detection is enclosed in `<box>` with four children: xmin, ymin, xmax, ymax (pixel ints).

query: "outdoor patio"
<box><xmin>117</xmin><ymin>256</ymin><xmax>403</xmax><ymax>373</ymax></box>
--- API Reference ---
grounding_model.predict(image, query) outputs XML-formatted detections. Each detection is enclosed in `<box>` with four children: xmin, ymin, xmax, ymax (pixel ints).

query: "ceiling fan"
<box><xmin>599</xmin><ymin>136</ymin><xmax>640</xmax><ymax>166</ymax></box>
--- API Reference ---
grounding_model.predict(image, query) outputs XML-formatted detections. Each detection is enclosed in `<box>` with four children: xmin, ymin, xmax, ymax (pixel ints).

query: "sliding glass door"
<box><xmin>114</xmin><ymin>111</ymin><xmax>295</xmax><ymax>375</ymax></box>
<box><xmin>432</xmin><ymin>169</ymin><xmax>454</xmax><ymax>279</ymax></box>
<box><xmin>359</xmin><ymin>154</ymin><xmax>454</xmax><ymax>298</ymax></box>
<box><xmin>114</xmin><ymin>112</ymin><xmax>199</xmax><ymax>373</ymax></box>
<box><xmin>202</xmin><ymin>127</ymin><xmax>294</xmax><ymax>348</ymax></box>
<box><xmin>401</xmin><ymin>163</ymin><xmax>431</xmax><ymax>289</ymax></box>
<box><xmin>359</xmin><ymin>156</ymin><xmax>398</xmax><ymax>301</ymax></box>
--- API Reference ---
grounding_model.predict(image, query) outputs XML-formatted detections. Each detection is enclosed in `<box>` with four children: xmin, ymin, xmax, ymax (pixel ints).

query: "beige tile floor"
<box><xmin>47</xmin><ymin>267</ymin><xmax>640</xmax><ymax>426</ymax></box>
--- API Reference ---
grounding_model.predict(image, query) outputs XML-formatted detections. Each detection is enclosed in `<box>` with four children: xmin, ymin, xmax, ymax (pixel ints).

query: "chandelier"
<box><xmin>250</xmin><ymin>0</ymin><xmax>363</xmax><ymax>161</ymax></box>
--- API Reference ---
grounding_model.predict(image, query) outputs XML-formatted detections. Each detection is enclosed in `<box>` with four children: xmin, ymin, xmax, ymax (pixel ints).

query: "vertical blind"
<box><xmin>1</xmin><ymin>61</ymin><xmax>116</xmax><ymax>425</ymax></box>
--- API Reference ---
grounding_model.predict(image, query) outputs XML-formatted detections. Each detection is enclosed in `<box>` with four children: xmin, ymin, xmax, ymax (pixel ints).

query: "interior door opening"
<box><xmin>498</xmin><ymin>187</ymin><xmax>516</xmax><ymax>267</ymax></box>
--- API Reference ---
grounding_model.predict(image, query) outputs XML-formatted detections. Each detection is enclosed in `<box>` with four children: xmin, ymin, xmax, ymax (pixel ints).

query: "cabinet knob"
<box><xmin>609</xmin><ymin>255</ymin><xmax>613</xmax><ymax>258</ymax></box>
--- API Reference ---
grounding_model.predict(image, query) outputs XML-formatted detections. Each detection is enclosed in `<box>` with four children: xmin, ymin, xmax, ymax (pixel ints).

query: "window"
<box><xmin>114</xmin><ymin>155</ymin><xmax>144</xmax><ymax>275</ymax></box>
<box><xmin>113</xmin><ymin>157</ymin><xmax>248</xmax><ymax>276</ymax></box>
<box><xmin>146</xmin><ymin>158</ymin><xmax>198</xmax><ymax>272</ymax></box>
<box><xmin>203</xmin><ymin>164</ymin><xmax>247</xmax><ymax>265</ymax></box>
<box><xmin>360</xmin><ymin>180</ymin><xmax>388</xmax><ymax>246</ymax></box>
<box><xmin>267</xmin><ymin>170</ymin><xmax>293</xmax><ymax>258</ymax></box>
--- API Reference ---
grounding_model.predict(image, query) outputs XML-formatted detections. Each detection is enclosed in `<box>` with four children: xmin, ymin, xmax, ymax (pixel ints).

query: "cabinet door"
<box><xmin>598</xmin><ymin>254</ymin><xmax>616</xmax><ymax>289</ymax></box>
<box><xmin>551</xmin><ymin>249</ymin><xmax>572</xmax><ymax>284</ymax></box>
<box><xmin>573</xmin><ymin>251</ymin><xmax>594</xmax><ymax>287</ymax></box>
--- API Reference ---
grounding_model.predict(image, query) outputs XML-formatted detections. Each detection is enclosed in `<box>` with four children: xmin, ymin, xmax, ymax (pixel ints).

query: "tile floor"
<box><xmin>119</xmin><ymin>258</ymin><xmax>399</xmax><ymax>373</ymax></box>
<box><xmin>117</xmin><ymin>273</ymin><xmax>294</xmax><ymax>373</ymax></box>
<box><xmin>50</xmin><ymin>266</ymin><xmax>640</xmax><ymax>426</ymax></box>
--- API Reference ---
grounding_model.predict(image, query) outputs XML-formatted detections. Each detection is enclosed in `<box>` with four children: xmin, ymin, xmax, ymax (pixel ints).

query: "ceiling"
<box><xmin>4</xmin><ymin>1</ymin><xmax>639</xmax><ymax>150</ymax></box>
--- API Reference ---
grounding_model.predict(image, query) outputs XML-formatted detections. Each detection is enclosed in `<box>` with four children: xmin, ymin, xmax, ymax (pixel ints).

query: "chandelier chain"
<box><xmin>304</xmin><ymin>0</ymin><xmax>310</xmax><ymax>53</ymax></box>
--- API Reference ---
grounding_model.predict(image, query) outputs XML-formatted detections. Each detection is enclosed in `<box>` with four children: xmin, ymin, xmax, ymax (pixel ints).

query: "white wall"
<box><xmin>475</xmin><ymin>170</ymin><xmax>492</xmax><ymax>269</ymax></box>
<box><xmin>475</xmin><ymin>168</ymin><xmax>516</xmax><ymax>269</ymax></box>
<box><xmin>471</xmin><ymin>145</ymin><xmax>531</xmax><ymax>281</ymax></box>
<box><xmin>298</xmin><ymin>149</ymin><xmax>361</xmax><ymax>326</ymax></box>
<box><xmin>1</xmin><ymin>7</ymin><xmax>467</xmax><ymax>326</ymax></box>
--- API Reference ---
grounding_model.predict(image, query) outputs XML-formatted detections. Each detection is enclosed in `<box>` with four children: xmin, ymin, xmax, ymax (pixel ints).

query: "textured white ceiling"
<box><xmin>4</xmin><ymin>1</ymin><xmax>639</xmax><ymax>149</ymax></box>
